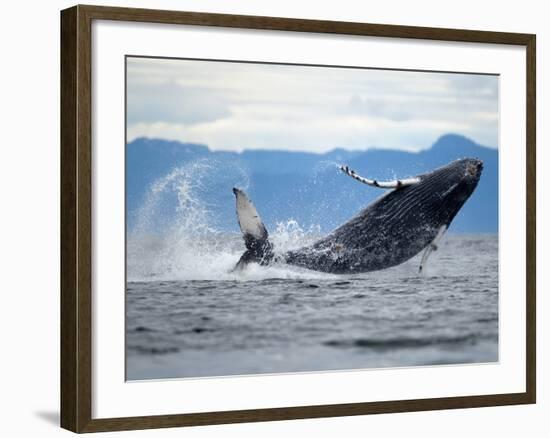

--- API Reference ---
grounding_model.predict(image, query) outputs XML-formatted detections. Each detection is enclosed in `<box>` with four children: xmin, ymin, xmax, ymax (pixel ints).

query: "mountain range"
<box><xmin>127</xmin><ymin>134</ymin><xmax>498</xmax><ymax>234</ymax></box>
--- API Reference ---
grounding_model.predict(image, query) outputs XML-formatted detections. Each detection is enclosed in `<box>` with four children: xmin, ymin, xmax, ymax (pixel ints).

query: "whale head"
<box><xmin>439</xmin><ymin>157</ymin><xmax>483</xmax><ymax>198</ymax></box>
<box><xmin>417</xmin><ymin>157</ymin><xmax>483</xmax><ymax>228</ymax></box>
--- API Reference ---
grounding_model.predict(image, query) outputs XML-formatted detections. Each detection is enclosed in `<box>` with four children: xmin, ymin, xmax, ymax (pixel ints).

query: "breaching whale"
<box><xmin>232</xmin><ymin>158</ymin><xmax>483</xmax><ymax>274</ymax></box>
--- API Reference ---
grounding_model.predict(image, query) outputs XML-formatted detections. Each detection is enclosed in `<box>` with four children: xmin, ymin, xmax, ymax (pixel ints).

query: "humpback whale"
<box><xmin>233</xmin><ymin>158</ymin><xmax>483</xmax><ymax>274</ymax></box>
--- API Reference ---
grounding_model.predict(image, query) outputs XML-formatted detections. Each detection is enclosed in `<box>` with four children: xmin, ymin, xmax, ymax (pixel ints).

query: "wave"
<box><xmin>322</xmin><ymin>333</ymin><xmax>497</xmax><ymax>350</ymax></box>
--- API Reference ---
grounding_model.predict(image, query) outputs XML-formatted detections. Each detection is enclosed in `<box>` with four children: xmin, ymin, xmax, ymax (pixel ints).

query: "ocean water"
<box><xmin>126</xmin><ymin>234</ymin><xmax>498</xmax><ymax>380</ymax></box>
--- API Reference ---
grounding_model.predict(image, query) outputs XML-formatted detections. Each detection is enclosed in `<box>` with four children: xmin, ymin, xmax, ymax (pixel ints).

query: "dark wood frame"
<box><xmin>61</xmin><ymin>4</ymin><xmax>536</xmax><ymax>433</ymax></box>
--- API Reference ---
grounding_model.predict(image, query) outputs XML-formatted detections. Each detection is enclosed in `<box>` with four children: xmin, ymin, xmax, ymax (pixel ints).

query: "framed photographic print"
<box><xmin>60</xmin><ymin>4</ymin><xmax>536</xmax><ymax>433</ymax></box>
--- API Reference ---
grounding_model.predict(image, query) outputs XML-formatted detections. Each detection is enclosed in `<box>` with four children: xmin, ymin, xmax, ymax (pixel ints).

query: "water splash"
<box><xmin>313</xmin><ymin>160</ymin><xmax>342</xmax><ymax>176</ymax></box>
<box><xmin>127</xmin><ymin>159</ymin><xmax>332</xmax><ymax>281</ymax></box>
<box><xmin>272</xmin><ymin>219</ymin><xmax>321</xmax><ymax>251</ymax></box>
<box><xmin>133</xmin><ymin>160</ymin><xmax>218</xmax><ymax>234</ymax></box>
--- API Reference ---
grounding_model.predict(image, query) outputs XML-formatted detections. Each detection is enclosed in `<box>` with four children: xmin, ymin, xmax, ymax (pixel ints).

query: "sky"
<box><xmin>126</xmin><ymin>57</ymin><xmax>499</xmax><ymax>153</ymax></box>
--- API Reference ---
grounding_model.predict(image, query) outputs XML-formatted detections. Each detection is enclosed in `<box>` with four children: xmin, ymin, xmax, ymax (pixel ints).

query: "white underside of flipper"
<box><xmin>419</xmin><ymin>225</ymin><xmax>447</xmax><ymax>275</ymax></box>
<box><xmin>233</xmin><ymin>188</ymin><xmax>268</xmax><ymax>242</ymax></box>
<box><xmin>340</xmin><ymin>165</ymin><xmax>420</xmax><ymax>189</ymax></box>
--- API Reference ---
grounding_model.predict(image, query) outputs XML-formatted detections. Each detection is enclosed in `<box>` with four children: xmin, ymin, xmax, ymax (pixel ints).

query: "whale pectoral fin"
<box><xmin>418</xmin><ymin>245</ymin><xmax>435</xmax><ymax>276</ymax></box>
<box><xmin>233</xmin><ymin>187</ymin><xmax>268</xmax><ymax>248</ymax></box>
<box><xmin>419</xmin><ymin>225</ymin><xmax>447</xmax><ymax>275</ymax></box>
<box><xmin>232</xmin><ymin>188</ymin><xmax>274</xmax><ymax>269</ymax></box>
<box><xmin>340</xmin><ymin>165</ymin><xmax>420</xmax><ymax>189</ymax></box>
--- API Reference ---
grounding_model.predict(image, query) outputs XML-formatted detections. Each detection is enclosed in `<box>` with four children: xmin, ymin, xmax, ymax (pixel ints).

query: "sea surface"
<box><xmin>126</xmin><ymin>234</ymin><xmax>498</xmax><ymax>380</ymax></box>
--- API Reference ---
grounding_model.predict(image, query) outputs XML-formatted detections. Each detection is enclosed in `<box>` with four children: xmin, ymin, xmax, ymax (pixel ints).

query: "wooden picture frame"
<box><xmin>61</xmin><ymin>4</ymin><xmax>536</xmax><ymax>433</ymax></box>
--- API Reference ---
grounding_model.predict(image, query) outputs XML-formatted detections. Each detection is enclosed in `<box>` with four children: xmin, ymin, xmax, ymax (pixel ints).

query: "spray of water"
<box><xmin>127</xmin><ymin>158</ymin><xmax>334</xmax><ymax>281</ymax></box>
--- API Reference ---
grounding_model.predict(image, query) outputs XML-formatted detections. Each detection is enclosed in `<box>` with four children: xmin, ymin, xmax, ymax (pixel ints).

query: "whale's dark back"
<box><xmin>283</xmin><ymin>158</ymin><xmax>483</xmax><ymax>273</ymax></box>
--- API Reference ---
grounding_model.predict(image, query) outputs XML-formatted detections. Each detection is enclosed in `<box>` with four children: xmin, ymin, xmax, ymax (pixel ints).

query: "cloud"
<box><xmin>126</xmin><ymin>57</ymin><xmax>498</xmax><ymax>152</ymax></box>
<box><xmin>127</xmin><ymin>81</ymin><xmax>231</xmax><ymax>125</ymax></box>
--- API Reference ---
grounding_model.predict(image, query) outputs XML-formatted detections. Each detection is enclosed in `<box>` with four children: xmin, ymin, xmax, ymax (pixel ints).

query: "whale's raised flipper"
<box><xmin>418</xmin><ymin>225</ymin><xmax>447</xmax><ymax>275</ymax></box>
<box><xmin>232</xmin><ymin>188</ymin><xmax>274</xmax><ymax>270</ymax></box>
<box><xmin>340</xmin><ymin>165</ymin><xmax>420</xmax><ymax>189</ymax></box>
